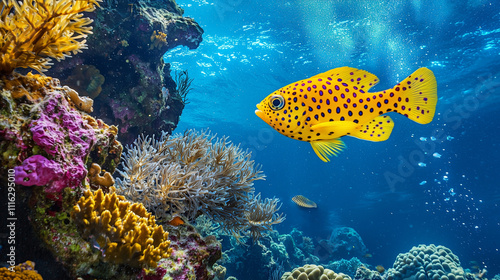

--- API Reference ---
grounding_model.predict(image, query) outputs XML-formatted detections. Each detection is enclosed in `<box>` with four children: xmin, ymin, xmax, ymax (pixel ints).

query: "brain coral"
<box><xmin>281</xmin><ymin>264</ymin><xmax>352</xmax><ymax>280</ymax></box>
<box><xmin>385</xmin><ymin>244</ymin><xmax>466</xmax><ymax>280</ymax></box>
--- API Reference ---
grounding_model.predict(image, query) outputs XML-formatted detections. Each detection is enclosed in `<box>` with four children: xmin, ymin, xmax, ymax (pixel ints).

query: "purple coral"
<box><xmin>31</xmin><ymin>113</ymin><xmax>65</xmax><ymax>156</ymax></box>
<box><xmin>17</xmin><ymin>92</ymin><xmax>97</xmax><ymax>194</ymax></box>
<box><xmin>14</xmin><ymin>155</ymin><xmax>63</xmax><ymax>187</ymax></box>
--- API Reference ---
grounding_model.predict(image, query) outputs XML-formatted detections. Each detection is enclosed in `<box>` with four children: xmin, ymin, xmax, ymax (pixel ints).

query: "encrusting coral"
<box><xmin>116</xmin><ymin>130</ymin><xmax>285</xmax><ymax>241</ymax></box>
<box><xmin>72</xmin><ymin>188</ymin><xmax>172</xmax><ymax>268</ymax></box>
<box><xmin>0</xmin><ymin>0</ymin><xmax>102</xmax><ymax>74</ymax></box>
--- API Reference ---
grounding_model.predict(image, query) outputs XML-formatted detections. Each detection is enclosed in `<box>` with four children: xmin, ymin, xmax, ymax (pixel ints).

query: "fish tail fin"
<box><xmin>310</xmin><ymin>139</ymin><xmax>345</xmax><ymax>162</ymax></box>
<box><xmin>394</xmin><ymin>67</ymin><xmax>437</xmax><ymax>124</ymax></box>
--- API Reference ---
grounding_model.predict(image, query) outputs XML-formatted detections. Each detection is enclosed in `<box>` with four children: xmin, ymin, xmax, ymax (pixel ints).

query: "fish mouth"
<box><xmin>255</xmin><ymin>104</ymin><xmax>265</xmax><ymax>120</ymax></box>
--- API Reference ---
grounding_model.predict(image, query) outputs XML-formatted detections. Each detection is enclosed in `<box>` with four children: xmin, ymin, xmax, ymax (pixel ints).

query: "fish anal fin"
<box><xmin>310</xmin><ymin>139</ymin><xmax>346</xmax><ymax>162</ymax></box>
<box><xmin>313</xmin><ymin>66</ymin><xmax>380</xmax><ymax>92</ymax></box>
<box><xmin>311</xmin><ymin>121</ymin><xmax>358</xmax><ymax>137</ymax></box>
<box><xmin>350</xmin><ymin>115</ymin><xmax>394</xmax><ymax>142</ymax></box>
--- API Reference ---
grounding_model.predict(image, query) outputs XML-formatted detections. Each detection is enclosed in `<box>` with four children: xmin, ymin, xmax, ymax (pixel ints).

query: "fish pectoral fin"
<box><xmin>310</xmin><ymin>139</ymin><xmax>346</xmax><ymax>162</ymax></box>
<box><xmin>350</xmin><ymin>115</ymin><xmax>394</xmax><ymax>142</ymax></box>
<box><xmin>311</xmin><ymin>121</ymin><xmax>359</xmax><ymax>137</ymax></box>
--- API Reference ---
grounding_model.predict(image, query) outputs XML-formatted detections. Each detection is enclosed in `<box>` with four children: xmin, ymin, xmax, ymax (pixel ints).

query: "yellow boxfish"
<box><xmin>255</xmin><ymin>67</ymin><xmax>437</xmax><ymax>162</ymax></box>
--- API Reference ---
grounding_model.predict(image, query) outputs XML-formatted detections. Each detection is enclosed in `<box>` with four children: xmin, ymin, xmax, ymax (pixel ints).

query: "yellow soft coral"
<box><xmin>0</xmin><ymin>0</ymin><xmax>101</xmax><ymax>74</ymax></box>
<box><xmin>72</xmin><ymin>188</ymin><xmax>172</xmax><ymax>268</ymax></box>
<box><xmin>0</xmin><ymin>261</ymin><xmax>43</xmax><ymax>280</ymax></box>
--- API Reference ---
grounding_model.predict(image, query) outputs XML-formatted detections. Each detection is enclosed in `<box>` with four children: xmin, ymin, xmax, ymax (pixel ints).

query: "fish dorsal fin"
<box><xmin>350</xmin><ymin>115</ymin><xmax>394</xmax><ymax>142</ymax></box>
<box><xmin>313</xmin><ymin>66</ymin><xmax>380</xmax><ymax>92</ymax></box>
<box><xmin>311</xmin><ymin>121</ymin><xmax>359</xmax><ymax>137</ymax></box>
<box><xmin>310</xmin><ymin>138</ymin><xmax>345</xmax><ymax>162</ymax></box>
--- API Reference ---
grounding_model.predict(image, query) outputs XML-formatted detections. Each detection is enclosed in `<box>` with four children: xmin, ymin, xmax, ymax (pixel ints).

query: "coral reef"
<box><xmin>116</xmin><ymin>130</ymin><xmax>284</xmax><ymax>240</ymax></box>
<box><xmin>385</xmin><ymin>244</ymin><xmax>468</xmax><ymax>280</ymax></box>
<box><xmin>47</xmin><ymin>0</ymin><xmax>204</xmax><ymax>144</ymax></box>
<box><xmin>72</xmin><ymin>188</ymin><xmax>172</xmax><ymax>268</ymax></box>
<box><xmin>217</xmin><ymin>228</ymin><xmax>318</xmax><ymax>279</ymax></box>
<box><xmin>0</xmin><ymin>0</ymin><xmax>101</xmax><ymax>74</ymax></box>
<box><xmin>316</xmin><ymin>227</ymin><xmax>368</xmax><ymax>262</ymax></box>
<box><xmin>139</xmin><ymin>224</ymin><xmax>222</xmax><ymax>279</ymax></box>
<box><xmin>0</xmin><ymin>261</ymin><xmax>43</xmax><ymax>280</ymax></box>
<box><xmin>353</xmin><ymin>266</ymin><xmax>382</xmax><ymax>280</ymax></box>
<box><xmin>281</xmin><ymin>264</ymin><xmax>352</xmax><ymax>280</ymax></box>
<box><xmin>324</xmin><ymin>257</ymin><xmax>364</xmax><ymax>277</ymax></box>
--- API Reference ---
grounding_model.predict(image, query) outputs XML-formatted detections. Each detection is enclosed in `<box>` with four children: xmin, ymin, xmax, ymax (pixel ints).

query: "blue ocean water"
<box><xmin>167</xmin><ymin>0</ymin><xmax>500</xmax><ymax>275</ymax></box>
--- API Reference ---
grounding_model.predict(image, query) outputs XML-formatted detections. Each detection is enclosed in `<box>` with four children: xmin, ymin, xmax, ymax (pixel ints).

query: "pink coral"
<box><xmin>16</xmin><ymin>92</ymin><xmax>97</xmax><ymax>195</ymax></box>
<box><xmin>14</xmin><ymin>155</ymin><xmax>63</xmax><ymax>186</ymax></box>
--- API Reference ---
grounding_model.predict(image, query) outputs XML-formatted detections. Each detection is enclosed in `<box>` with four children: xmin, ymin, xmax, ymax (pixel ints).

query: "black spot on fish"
<box><xmin>340</xmin><ymin>116</ymin><xmax>345</xmax><ymax>121</ymax></box>
<box><xmin>359</xmin><ymin>111</ymin><xmax>363</xmax><ymax>116</ymax></box>
<box><xmin>377</xmin><ymin>102</ymin><xmax>382</xmax><ymax>108</ymax></box>
<box><xmin>348</xmin><ymin>111</ymin><xmax>353</xmax><ymax>116</ymax></box>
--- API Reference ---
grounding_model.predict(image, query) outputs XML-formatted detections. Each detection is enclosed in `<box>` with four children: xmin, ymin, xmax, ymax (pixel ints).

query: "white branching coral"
<box><xmin>115</xmin><ymin>130</ymin><xmax>285</xmax><ymax>240</ymax></box>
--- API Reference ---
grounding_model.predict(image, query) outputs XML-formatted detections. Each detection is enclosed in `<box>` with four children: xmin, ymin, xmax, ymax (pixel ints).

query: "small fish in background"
<box><xmin>255</xmin><ymin>67</ymin><xmax>437</xmax><ymax>162</ymax></box>
<box><xmin>375</xmin><ymin>265</ymin><xmax>385</xmax><ymax>273</ymax></box>
<box><xmin>292</xmin><ymin>195</ymin><xmax>317</xmax><ymax>208</ymax></box>
<box><xmin>363</xmin><ymin>253</ymin><xmax>372</xmax><ymax>258</ymax></box>
<box><xmin>168</xmin><ymin>216</ymin><xmax>185</xmax><ymax>226</ymax></box>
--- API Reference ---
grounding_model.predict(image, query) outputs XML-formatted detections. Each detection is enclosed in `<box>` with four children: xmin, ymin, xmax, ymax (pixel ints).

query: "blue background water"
<box><xmin>166</xmin><ymin>0</ymin><xmax>500</xmax><ymax>274</ymax></box>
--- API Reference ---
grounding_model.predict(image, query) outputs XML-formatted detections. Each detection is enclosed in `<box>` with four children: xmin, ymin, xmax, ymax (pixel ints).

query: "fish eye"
<box><xmin>269</xmin><ymin>95</ymin><xmax>285</xmax><ymax>110</ymax></box>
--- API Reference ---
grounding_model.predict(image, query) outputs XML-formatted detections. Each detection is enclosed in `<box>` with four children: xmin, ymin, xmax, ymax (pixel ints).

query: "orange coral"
<box><xmin>150</xmin><ymin>30</ymin><xmax>168</xmax><ymax>50</ymax></box>
<box><xmin>0</xmin><ymin>261</ymin><xmax>43</xmax><ymax>280</ymax></box>
<box><xmin>72</xmin><ymin>188</ymin><xmax>172</xmax><ymax>268</ymax></box>
<box><xmin>0</xmin><ymin>0</ymin><xmax>101</xmax><ymax>74</ymax></box>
